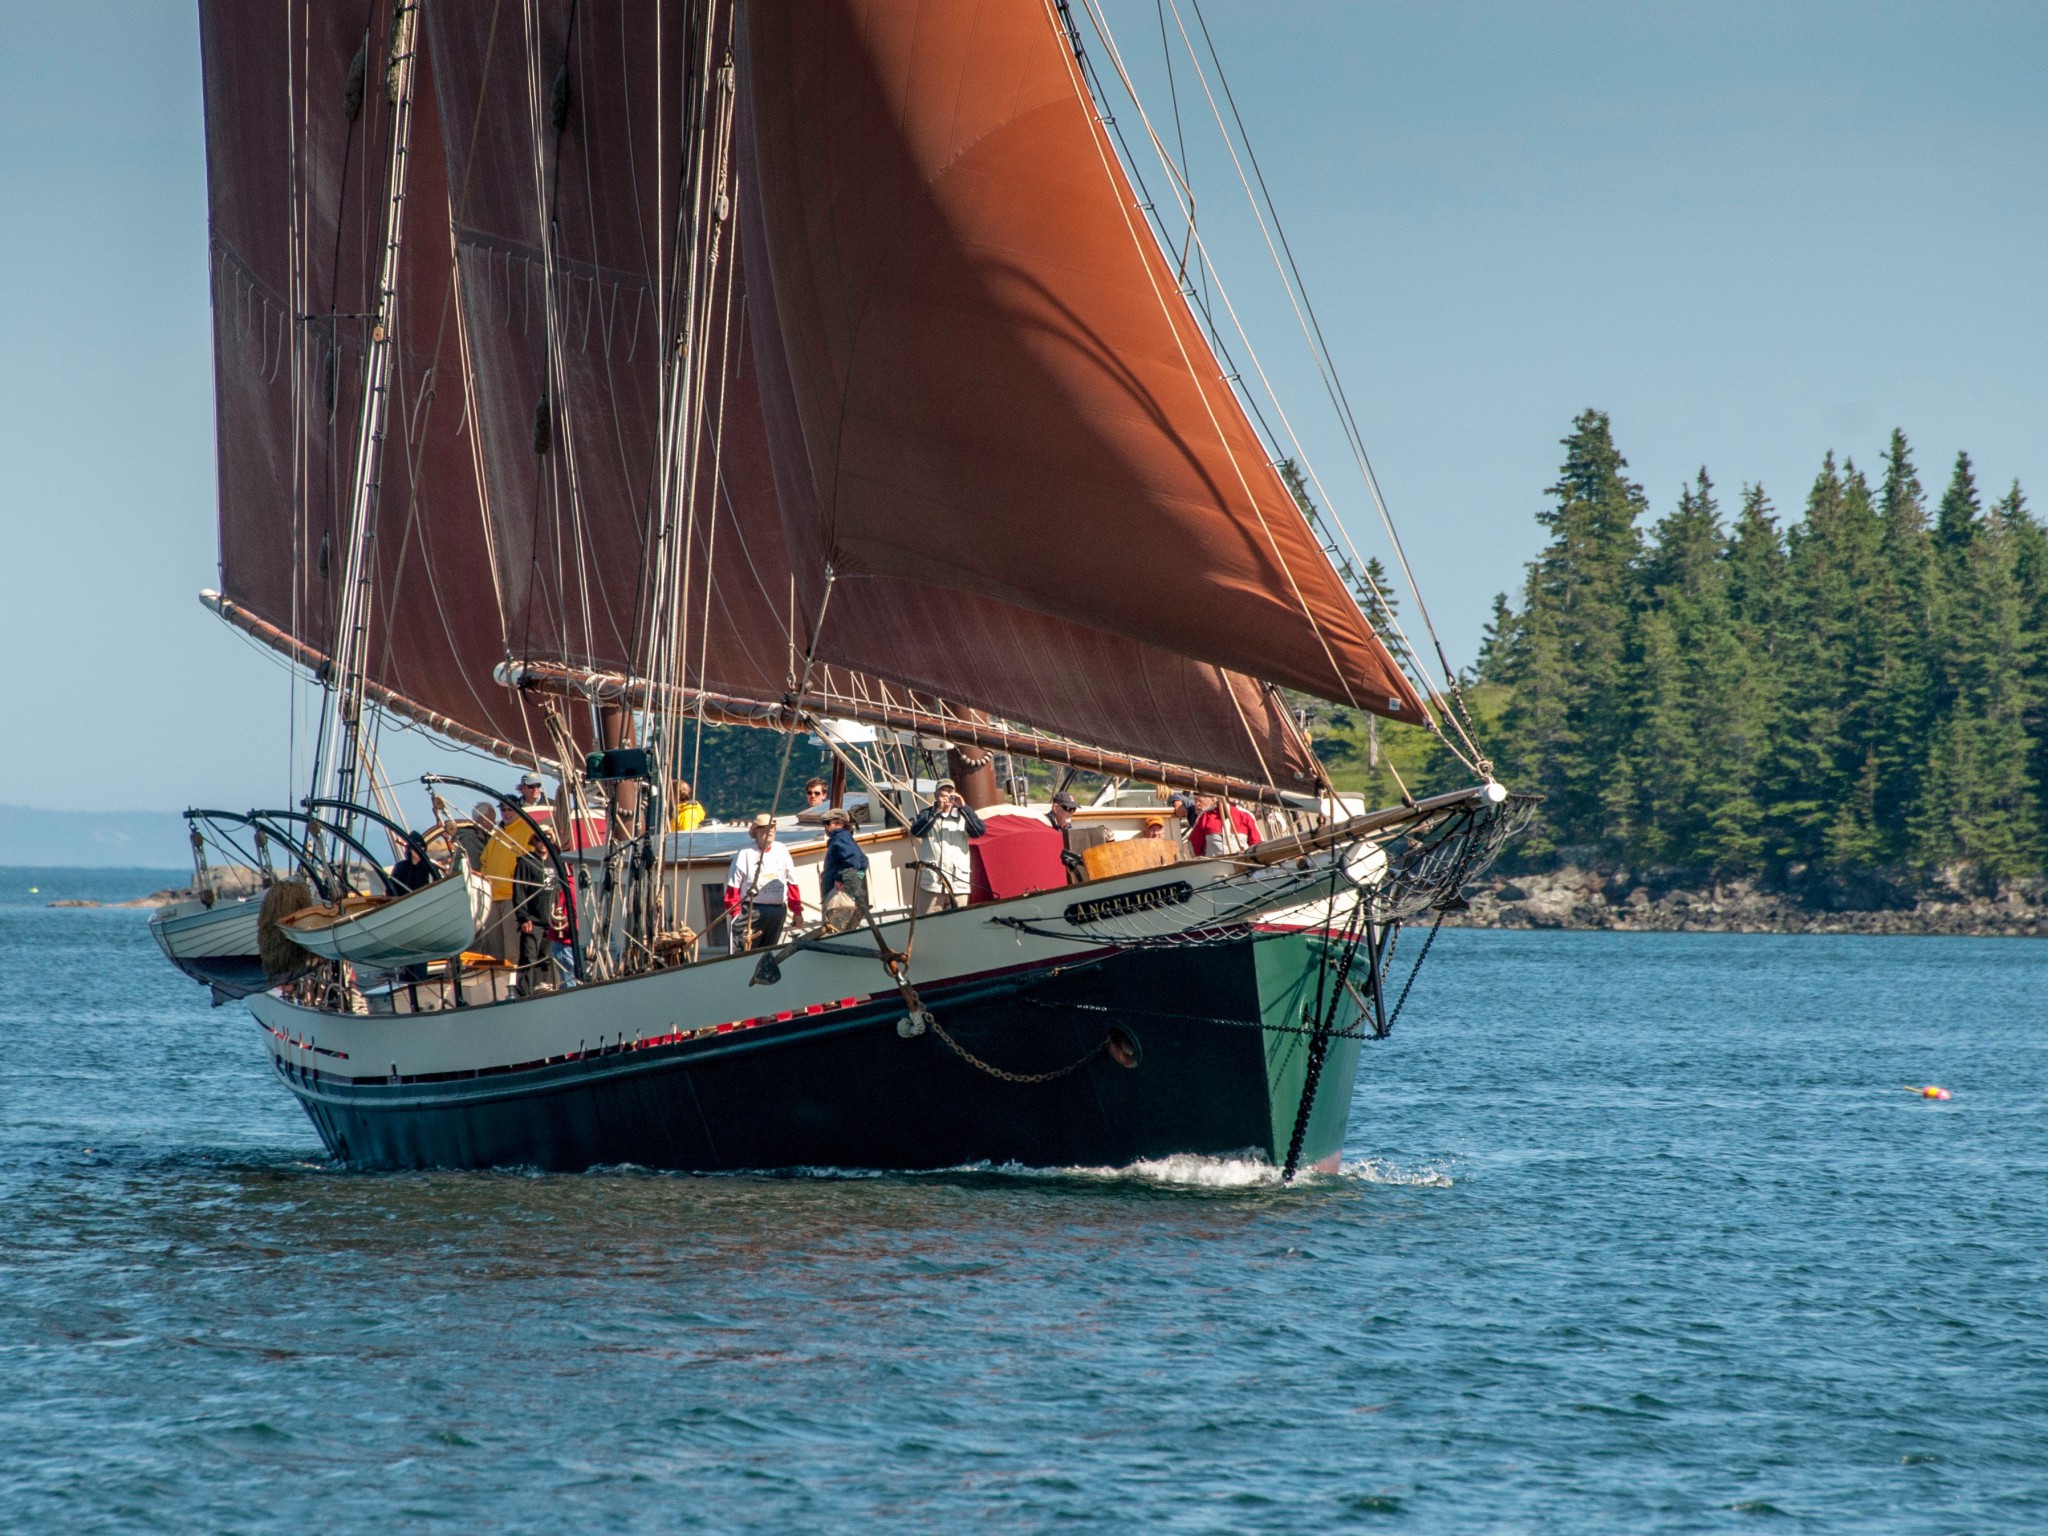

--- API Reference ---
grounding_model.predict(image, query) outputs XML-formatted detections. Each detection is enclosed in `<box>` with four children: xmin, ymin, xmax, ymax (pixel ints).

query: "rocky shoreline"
<box><xmin>46</xmin><ymin>866</ymin><xmax>265</xmax><ymax>911</ymax></box>
<box><xmin>1445</xmin><ymin>866</ymin><xmax>2048</xmax><ymax>938</ymax></box>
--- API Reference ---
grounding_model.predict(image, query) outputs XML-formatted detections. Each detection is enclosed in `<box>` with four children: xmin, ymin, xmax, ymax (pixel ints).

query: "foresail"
<box><xmin>738</xmin><ymin>0</ymin><xmax>1426</xmax><ymax>724</ymax></box>
<box><xmin>198</xmin><ymin>1</ymin><xmax>552</xmax><ymax>755</ymax></box>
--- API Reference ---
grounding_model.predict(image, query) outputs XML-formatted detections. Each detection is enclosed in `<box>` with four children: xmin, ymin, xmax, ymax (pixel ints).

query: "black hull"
<box><xmin>280</xmin><ymin>935</ymin><xmax>1365</xmax><ymax>1175</ymax></box>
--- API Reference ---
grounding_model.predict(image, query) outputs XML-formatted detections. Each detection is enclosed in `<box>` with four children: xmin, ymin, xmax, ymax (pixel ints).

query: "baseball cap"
<box><xmin>1050</xmin><ymin>791</ymin><xmax>1078</xmax><ymax>810</ymax></box>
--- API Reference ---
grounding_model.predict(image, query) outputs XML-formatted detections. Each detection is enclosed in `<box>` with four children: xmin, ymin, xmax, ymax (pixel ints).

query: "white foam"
<box><xmin>632</xmin><ymin>1154</ymin><xmax>1451</xmax><ymax>1190</ymax></box>
<box><xmin>1052</xmin><ymin>1154</ymin><xmax>1286</xmax><ymax>1189</ymax></box>
<box><xmin>1340</xmin><ymin>1156</ymin><xmax>1454</xmax><ymax>1188</ymax></box>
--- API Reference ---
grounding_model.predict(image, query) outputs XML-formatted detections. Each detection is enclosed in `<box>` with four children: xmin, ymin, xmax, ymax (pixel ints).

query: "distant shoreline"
<box><xmin>1444</xmin><ymin>868</ymin><xmax>2048</xmax><ymax>938</ymax></box>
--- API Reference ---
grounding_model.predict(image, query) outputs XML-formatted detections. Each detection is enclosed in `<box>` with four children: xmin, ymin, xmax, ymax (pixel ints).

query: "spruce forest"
<box><xmin>1313</xmin><ymin>410</ymin><xmax>2043</xmax><ymax>886</ymax></box>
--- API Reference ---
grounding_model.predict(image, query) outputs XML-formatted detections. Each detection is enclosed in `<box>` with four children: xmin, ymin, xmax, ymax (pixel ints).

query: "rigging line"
<box><xmin>1069</xmin><ymin>5</ymin><xmax>1444</xmax><ymax>731</ymax></box>
<box><xmin>689</xmin><ymin>189</ymin><xmax>744</xmax><ymax>714</ymax></box>
<box><xmin>1069</xmin><ymin>5</ymin><xmax>1374</xmax><ymax>732</ymax></box>
<box><xmin>306</xmin><ymin>6</ymin><xmax>384</xmax><ymax>803</ymax></box>
<box><xmin>522</xmin><ymin>0</ymin><xmax>599</xmax><ymax>680</ymax></box>
<box><xmin>1056</xmin><ymin>1</ymin><xmax>1362</xmax><ymax>719</ymax></box>
<box><xmin>630</xmin><ymin>7</ymin><xmax>718</xmax><ymax>665</ymax></box>
<box><xmin>286</xmin><ymin>3</ymin><xmax>307</xmax><ymax>803</ymax></box>
<box><xmin>764</xmin><ymin>573</ymin><xmax>839</xmax><ymax>823</ymax></box>
<box><xmin>654</xmin><ymin>28</ymin><xmax>734</xmax><ymax>702</ymax></box>
<box><xmin>650</xmin><ymin>19</ymin><xmax>738</xmax><ymax>918</ymax></box>
<box><xmin>1174</xmin><ymin>1</ymin><xmax>1474</xmax><ymax>728</ymax></box>
<box><xmin>322</xmin><ymin>2</ymin><xmax>423</xmax><ymax>820</ymax></box>
<box><xmin>1089</xmin><ymin>3</ymin><xmax>1480</xmax><ymax>768</ymax></box>
<box><xmin>1077</xmin><ymin>0</ymin><xmax>1437</xmax><ymax>731</ymax></box>
<box><xmin>573</xmin><ymin>18</ymin><xmax>648</xmax><ymax>547</ymax></box>
<box><xmin>372</xmin><ymin>0</ymin><xmax>510</xmax><ymax>731</ymax></box>
<box><xmin>1154</xmin><ymin>0</ymin><xmax>1195</xmax><ymax>285</ymax></box>
<box><xmin>447</xmin><ymin>201</ymin><xmax>539</xmax><ymax>767</ymax></box>
<box><xmin>633</xmin><ymin>16</ymin><xmax>721</xmax><ymax>678</ymax></box>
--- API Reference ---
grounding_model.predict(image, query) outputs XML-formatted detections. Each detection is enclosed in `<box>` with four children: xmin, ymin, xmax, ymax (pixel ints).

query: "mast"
<box><xmin>317</xmin><ymin>2</ymin><xmax>421</xmax><ymax>818</ymax></box>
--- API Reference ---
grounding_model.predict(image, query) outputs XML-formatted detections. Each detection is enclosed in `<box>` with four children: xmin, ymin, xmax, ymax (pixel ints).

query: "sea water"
<box><xmin>2</xmin><ymin>868</ymin><xmax>2043</xmax><ymax>1533</ymax></box>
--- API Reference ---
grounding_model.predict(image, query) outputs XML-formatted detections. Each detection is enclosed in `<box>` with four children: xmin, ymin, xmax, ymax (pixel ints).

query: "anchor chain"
<box><xmin>1282</xmin><ymin>891</ymin><xmax>1370</xmax><ymax>1182</ymax></box>
<box><xmin>924</xmin><ymin>1013</ymin><xmax>1112</xmax><ymax>1084</ymax></box>
<box><xmin>1383</xmin><ymin>909</ymin><xmax>1449</xmax><ymax>1036</ymax></box>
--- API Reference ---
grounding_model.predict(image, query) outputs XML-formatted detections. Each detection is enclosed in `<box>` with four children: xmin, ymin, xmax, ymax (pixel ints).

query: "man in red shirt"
<box><xmin>1188</xmin><ymin>793</ymin><xmax>1262</xmax><ymax>857</ymax></box>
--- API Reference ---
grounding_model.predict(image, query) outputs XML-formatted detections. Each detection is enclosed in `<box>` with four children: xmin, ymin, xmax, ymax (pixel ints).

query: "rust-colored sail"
<box><xmin>198</xmin><ymin>0</ymin><xmax>552</xmax><ymax>755</ymax></box>
<box><xmin>426</xmin><ymin>0</ymin><xmax>819</xmax><ymax>706</ymax></box>
<box><xmin>740</xmin><ymin>183</ymin><xmax>1318</xmax><ymax>789</ymax></box>
<box><xmin>738</xmin><ymin>0</ymin><xmax>1425</xmax><ymax>723</ymax></box>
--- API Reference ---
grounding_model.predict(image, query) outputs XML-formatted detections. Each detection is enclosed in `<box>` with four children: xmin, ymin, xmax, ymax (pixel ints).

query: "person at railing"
<box><xmin>802</xmin><ymin>776</ymin><xmax>830</xmax><ymax>811</ymax></box>
<box><xmin>388</xmin><ymin>833</ymin><xmax>439</xmax><ymax>894</ymax></box>
<box><xmin>1188</xmin><ymin>793</ymin><xmax>1262</xmax><ymax>857</ymax></box>
<box><xmin>548</xmin><ymin>877</ymin><xmax>576</xmax><ymax>988</ymax></box>
<box><xmin>479</xmin><ymin>800</ymin><xmax>534</xmax><ymax>964</ymax></box>
<box><xmin>1046</xmin><ymin>791</ymin><xmax>1087</xmax><ymax>883</ymax></box>
<box><xmin>511</xmin><ymin>833</ymin><xmax>556</xmax><ymax>996</ymax></box>
<box><xmin>819</xmin><ymin>806</ymin><xmax>869</xmax><ymax>933</ymax></box>
<box><xmin>910</xmin><ymin>780</ymin><xmax>985</xmax><ymax>915</ymax></box>
<box><xmin>453</xmin><ymin>801</ymin><xmax>496</xmax><ymax>874</ymax></box>
<box><xmin>725</xmin><ymin>814</ymin><xmax>802</xmax><ymax>949</ymax></box>
<box><xmin>668</xmin><ymin>778</ymin><xmax>706</xmax><ymax>832</ymax></box>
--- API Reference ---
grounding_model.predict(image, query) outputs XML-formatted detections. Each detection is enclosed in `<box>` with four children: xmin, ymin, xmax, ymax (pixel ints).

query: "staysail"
<box><xmin>738</xmin><ymin>0</ymin><xmax>1427</xmax><ymax>726</ymax></box>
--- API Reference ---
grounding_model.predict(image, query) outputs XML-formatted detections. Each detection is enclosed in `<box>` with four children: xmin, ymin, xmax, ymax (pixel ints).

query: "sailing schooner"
<box><xmin>183</xmin><ymin>0</ymin><xmax>1529</xmax><ymax>1176</ymax></box>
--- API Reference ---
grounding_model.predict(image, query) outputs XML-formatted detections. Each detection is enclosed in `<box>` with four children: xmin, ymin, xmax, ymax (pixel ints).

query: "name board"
<box><xmin>1064</xmin><ymin>881</ymin><xmax>1194</xmax><ymax>926</ymax></box>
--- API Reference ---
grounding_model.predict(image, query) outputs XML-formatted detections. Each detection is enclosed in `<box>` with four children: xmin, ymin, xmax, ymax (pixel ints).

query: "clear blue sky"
<box><xmin>1</xmin><ymin>1</ymin><xmax>2041</xmax><ymax>813</ymax></box>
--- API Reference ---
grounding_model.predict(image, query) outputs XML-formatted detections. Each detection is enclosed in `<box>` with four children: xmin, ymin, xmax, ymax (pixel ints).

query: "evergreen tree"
<box><xmin>1771</xmin><ymin>455</ymin><xmax>1890</xmax><ymax>864</ymax></box>
<box><xmin>1475</xmin><ymin>593</ymin><xmax>1517</xmax><ymax>682</ymax></box>
<box><xmin>1721</xmin><ymin>484</ymin><xmax>1790</xmax><ymax>865</ymax></box>
<box><xmin>1994</xmin><ymin>483</ymin><xmax>2048</xmax><ymax>850</ymax></box>
<box><xmin>1864</xmin><ymin>431</ymin><xmax>1937</xmax><ymax>852</ymax></box>
<box><xmin>1493</xmin><ymin>410</ymin><xmax>1646</xmax><ymax>856</ymax></box>
<box><xmin>1934</xmin><ymin>450</ymin><xmax>1982</xmax><ymax>565</ymax></box>
<box><xmin>1911</xmin><ymin>502</ymin><xmax>2040</xmax><ymax>876</ymax></box>
<box><xmin>1361</xmin><ymin>555</ymin><xmax>1404</xmax><ymax>654</ymax></box>
<box><xmin>1617</xmin><ymin>472</ymin><xmax>1762</xmax><ymax>869</ymax></box>
<box><xmin>1478</xmin><ymin>414</ymin><xmax>2037</xmax><ymax>885</ymax></box>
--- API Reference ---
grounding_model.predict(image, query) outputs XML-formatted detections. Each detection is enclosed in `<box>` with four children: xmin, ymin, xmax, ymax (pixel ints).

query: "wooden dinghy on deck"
<box><xmin>278</xmin><ymin>871</ymin><xmax>492</xmax><ymax>969</ymax></box>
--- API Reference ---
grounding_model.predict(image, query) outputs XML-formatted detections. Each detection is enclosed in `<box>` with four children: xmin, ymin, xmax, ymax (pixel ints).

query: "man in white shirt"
<box><xmin>724</xmin><ymin>814</ymin><xmax>802</xmax><ymax>950</ymax></box>
<box><xmin>908</xmin><ymin>779</ymin><xmax>986</xmax><ymax>916</ymax></box>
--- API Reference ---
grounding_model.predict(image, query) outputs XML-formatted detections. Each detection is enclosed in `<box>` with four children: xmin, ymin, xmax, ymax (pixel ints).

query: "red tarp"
<box><xmin>970</xmin><ymin>816</ymin><xmax>1070</xmax><ymax>904</ymax></box>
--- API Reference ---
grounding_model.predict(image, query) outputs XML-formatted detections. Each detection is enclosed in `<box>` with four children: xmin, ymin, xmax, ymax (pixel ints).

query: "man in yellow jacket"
<box><xmin>479</xmin><ymin>774</ymin><xmax>549</xmax><ymax>961</ymax></box>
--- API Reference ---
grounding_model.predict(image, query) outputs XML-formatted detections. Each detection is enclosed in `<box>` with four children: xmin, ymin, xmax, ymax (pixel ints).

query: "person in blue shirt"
<box><xmin>819</xmin><ymin>806</ymin><xmax>870</xmax><ymax>931</ymax></box>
